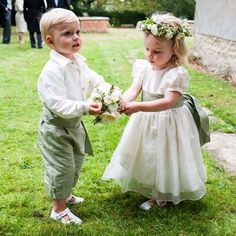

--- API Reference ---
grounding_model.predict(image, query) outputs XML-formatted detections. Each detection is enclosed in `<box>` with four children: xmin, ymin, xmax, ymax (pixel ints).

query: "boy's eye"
<box><xmin>154</xmin><ymin>51</ymin><xmax>162</xmax><ymax>54</ymax></box>
<box><xmin>62</xmin><ymin>31</ymin><xmax>73</xmax><ymax>37</ymax></box>
<box><xmin>76</xmin><ymin>30</ymin><xmax>80</xmax><ymax>35</ymax></box>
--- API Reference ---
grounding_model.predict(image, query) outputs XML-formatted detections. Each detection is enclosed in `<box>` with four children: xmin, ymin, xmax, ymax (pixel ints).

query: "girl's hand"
<box><xmin>118</xmin><ymin>96</ymin><xmax>126</xmax><ymax>113</ymax></box>
<box><xmin>124</xmin><ymin>101</ymin><xmax>140</xmax><ymax>116</ymax></box>
<box><xmin>89</xmin><ymin>102</ymin><xmax>102</xmax><ymax>115</ymax></box>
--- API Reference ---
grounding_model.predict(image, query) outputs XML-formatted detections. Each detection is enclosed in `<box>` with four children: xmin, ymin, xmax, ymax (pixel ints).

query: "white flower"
<box><xmin>88</xmin><ymin>82</ymin><xmax>122</xmax><ymax>124</ymax></box>
<box><xmin>147</xmin><ymin>24</ymin><xmax>152</xmax><ymax>30</ymax></box>
<box><xmin>141</xmin><ymin>17</ymin><xmax>191</xmax><ymax>40</ymax></box>
<box><xmin>141</xmin><ymin>24</ymin><xmax>145</xmax><ymax>31</ymax></box>
<box><xmin>99</xmin><ymin>82</ymin><xmax>112</xmax><ymax>93</ymax></box>
<box><xmin>110</xmin><ymin>87</ymin><xmax>122</xmax><ymax>99</ymax></box>
<box><xmin>165</xmin><ymin>30</ymin><xmax>174</xmax><ymax>39</ymax></box>
<box><xmin>104</xmin><ymin>96</ymin><xmax>112</xmax><ymax>104</ymax></box>
<box><xmin>150</xmin><ymin>24</ymin><xmax>158</xmax><ymax>36</ymax></box>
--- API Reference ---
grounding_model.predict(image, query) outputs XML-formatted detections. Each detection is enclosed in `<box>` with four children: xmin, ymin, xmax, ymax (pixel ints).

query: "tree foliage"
<box><xmin>71</xmin><ymin>0</ymin><xmax>195</xmax><ymax>19</ymax></box>
<box><xmin>157</xmin><ymin>0</ymin><xmax>195</xmax><ymax>19</ymax></box>
<box><xmin>92</xmin><ymin>0</ymin><xmax>158</xmax><ymax>15</ymax></box>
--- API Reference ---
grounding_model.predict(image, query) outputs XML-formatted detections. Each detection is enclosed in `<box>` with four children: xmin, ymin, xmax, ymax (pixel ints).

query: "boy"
<box><xmin>38</xmin><ymin>8</ymin><xmax>104</xmax><ymax>224</ymax></box>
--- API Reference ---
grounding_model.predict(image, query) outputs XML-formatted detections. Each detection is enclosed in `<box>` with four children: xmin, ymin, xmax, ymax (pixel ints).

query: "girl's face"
<box><xmin>46</xmin><ymin>21</ymin><xmax>81</xmax><ymax>60</ymax></box>
<box><xmin>144</xmin><ymin>34</ymin><xmax>174</xmax><ymax>70</ymax></box>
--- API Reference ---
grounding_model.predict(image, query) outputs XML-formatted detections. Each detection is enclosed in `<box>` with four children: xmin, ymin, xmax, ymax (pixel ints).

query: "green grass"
<box><xmin>0</xmin><ymin>28</ymin><xmax>235</xmax><ymax>236</ymax></box>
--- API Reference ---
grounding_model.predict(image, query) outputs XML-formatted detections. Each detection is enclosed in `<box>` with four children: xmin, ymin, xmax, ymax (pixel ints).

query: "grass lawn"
<box><xmin>0</xmin><ymin>28</ymin><xmax>235</xmax><ymax>236</ymax></box>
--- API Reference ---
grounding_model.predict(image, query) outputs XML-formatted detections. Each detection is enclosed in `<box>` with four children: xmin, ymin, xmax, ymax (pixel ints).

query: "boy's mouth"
<box><xmin>72</xmin><ymin>43</ymin><xmax>80</xmax><ymax>48</ymax></box>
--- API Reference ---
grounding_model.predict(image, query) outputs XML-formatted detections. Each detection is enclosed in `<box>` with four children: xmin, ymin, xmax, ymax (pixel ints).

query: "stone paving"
<box><xmin>204</xmin><ymin>132</ymin><xmax>236</xmax><ymax>176</ymax></box>
<box><xmin>203</xmin><ymin>108</ymin><xmax>236</xmax><ymax>176</ymax></box>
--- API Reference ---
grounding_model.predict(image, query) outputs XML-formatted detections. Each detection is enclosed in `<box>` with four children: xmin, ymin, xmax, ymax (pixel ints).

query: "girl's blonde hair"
<box><xmin>40</xmin><ymin>8</ymin><xmax>80</xmax><ymax>43</ymax></box>
<box><xmin>143</xmin><ymin>13</ymin><xmax>190</xmax><ymax>67</ymax></box>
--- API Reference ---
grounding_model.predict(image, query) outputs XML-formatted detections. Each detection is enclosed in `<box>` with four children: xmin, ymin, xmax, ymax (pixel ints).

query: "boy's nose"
<box><xmin>73</xmin><ymin>34</ymin><xmax>79</xmax><ymax>40</ymax></box>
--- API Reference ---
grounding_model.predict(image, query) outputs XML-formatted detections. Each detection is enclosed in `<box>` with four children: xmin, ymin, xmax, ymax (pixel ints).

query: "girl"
<box><xmin>15</xmin><ymin>0</ymin><xmax>27</xmax><ymax>44</ymax></box>
<box><xmin>102</xmin><ymin>13</ymin><xmax>209</xmax><ymax>210</ymax></box>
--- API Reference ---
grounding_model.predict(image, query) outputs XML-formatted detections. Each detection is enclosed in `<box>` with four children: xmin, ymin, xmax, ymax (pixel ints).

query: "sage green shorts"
<box><xmin>38</xmin><ymin>121</ymin><xmax>86</xmax><ymax>199</ymax></box>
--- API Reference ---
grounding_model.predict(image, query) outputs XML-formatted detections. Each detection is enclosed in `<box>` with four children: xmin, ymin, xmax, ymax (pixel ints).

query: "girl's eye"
<box><xmin>154</xmin><ymin>51</ymin><xmax>162</xmax><ymax>54</ymax></box>
<box><xmin>76</xmin><ymin>30</ymin><xmax>80</xmax><ymax>36</ymax></box>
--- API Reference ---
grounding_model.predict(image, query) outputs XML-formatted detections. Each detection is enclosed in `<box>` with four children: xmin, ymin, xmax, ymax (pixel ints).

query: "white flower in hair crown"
<box><xmin>88</xmin><ymin>82</ymin><xmax>122</xmax><ymax>124</ymax></box>
<box><xmin>141</xmin><ymin>17</ymin><xmax>191</xmax><ymax>40</ymax></box>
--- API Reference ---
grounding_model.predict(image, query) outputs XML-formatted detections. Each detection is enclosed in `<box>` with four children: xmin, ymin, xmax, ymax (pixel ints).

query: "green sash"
<box><xmin>142</xmin><ymin>91</ymin><xmax>210</xmax><ymax>146</ymax></box>
<box><xmin>40</xmin><ymin>105</ymin><xmax>94</xmax><ymax>156</ymax></box>
<box><xmin>182</xmin><ymin>94</ymin><xmax>210</xmax><ymax>146</ymax></box>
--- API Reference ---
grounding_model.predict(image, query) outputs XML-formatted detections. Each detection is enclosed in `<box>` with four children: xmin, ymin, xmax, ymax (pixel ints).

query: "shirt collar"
<box><xmin>50</xmin><ymin>50</ymin><xmax>86</xmax><ymax>68</ymax></box>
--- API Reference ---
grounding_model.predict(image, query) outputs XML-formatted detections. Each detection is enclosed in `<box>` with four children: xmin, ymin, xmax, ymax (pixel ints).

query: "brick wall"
<box><xmin>79</xmin><ymin>17</ymin><xmax>110</xmax><ymax>33</ymax></box>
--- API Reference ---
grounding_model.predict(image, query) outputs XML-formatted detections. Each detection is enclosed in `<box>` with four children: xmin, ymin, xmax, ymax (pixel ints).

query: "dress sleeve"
<box><xmin>159</xmin><ymin>67</ymin><xmax>189</xmax><ymax>95</ymax></box>
<box><xmin>132</xmin><ymin>59</ymin><xmax>148</xmax><ymax>84</ymax></box>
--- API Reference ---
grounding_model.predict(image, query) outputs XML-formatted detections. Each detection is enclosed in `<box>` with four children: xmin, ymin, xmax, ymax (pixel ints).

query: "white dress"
<box><xmin>102</xmin><ymin>60</ymin><xmax>207</xmax><ymax>205</ymax></box>
<box><xmin>15</xmin><ymin>0</ymin><xmax>27</xmax><ymax>33</ymax></box>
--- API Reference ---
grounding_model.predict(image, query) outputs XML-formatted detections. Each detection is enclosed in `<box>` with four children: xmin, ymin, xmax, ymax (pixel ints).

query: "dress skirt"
<box><xmin>102</xmin><ymin>105</ymin><xmax>207</xmax><ymax>204</ymax></box>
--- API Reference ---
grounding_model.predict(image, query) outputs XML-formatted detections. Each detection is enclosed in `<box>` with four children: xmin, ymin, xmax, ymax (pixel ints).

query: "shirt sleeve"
<box><xmin>38</xmin><ymin>65</ymin><xmax>90</xmax><ymax>119</ymax></box>
<box><xmin>83</xmin><ymin>62</ymin><xmax>105</xmax><ymax>97</ymax></box>
<box><xmin>158</xmin><ymin>66</ymin><xmax>189</xmax><ymax>95</ymax></box>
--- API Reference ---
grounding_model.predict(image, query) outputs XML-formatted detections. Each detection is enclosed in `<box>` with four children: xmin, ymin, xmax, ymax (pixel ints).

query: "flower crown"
<box><xmin>141</xmin><ymin>17</ymin><xmax>191</xmax><ymax>40</ymax></box>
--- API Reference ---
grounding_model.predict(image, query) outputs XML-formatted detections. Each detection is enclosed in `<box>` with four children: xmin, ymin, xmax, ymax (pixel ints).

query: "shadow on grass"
<box><xmin>65</xmin><ymin>190</ymin><xmax>212</xmax><ymax>235</ymax></box>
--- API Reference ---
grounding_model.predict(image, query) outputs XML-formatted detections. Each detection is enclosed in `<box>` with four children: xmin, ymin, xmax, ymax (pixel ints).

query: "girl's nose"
<box><xmin>147</xmin><ymin>51</ymin><xmax>152</xmax><ymax>59</ymax></box>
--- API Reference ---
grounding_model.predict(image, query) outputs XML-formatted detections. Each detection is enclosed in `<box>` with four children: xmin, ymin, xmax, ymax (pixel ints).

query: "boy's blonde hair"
<box><xmin>142</xmin><ymin>13</ymin><xmax>190</xmax><ymax>67</ymax></box>
<box><xmin>40</xmin><ymin>8</ymin><xmax>80</xmax><ymax>43</ymax></box>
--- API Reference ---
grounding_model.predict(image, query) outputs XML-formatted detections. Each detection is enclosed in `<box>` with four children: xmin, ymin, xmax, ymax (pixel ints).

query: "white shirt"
<box><xmin>38</xmin><ymin>50</ymin><xmax>104</xmax><ymax>119</ymax></box>
<box><xmin>7</xmin><ymin>0</ymin><xmax>12</xmax><ymax>10</ymax></box>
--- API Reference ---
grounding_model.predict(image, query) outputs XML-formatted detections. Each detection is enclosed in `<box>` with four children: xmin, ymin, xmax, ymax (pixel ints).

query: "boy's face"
<box><xmin>46</xmin><ymin>21</ymin><xmax>81</xmax><ymax>59</ymax></box>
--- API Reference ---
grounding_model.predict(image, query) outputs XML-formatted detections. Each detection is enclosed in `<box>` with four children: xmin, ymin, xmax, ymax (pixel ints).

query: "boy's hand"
<box><xmin>89</xmin><ymin>102</ymin><xmax>102</xmax><ymax>115</ymax></box>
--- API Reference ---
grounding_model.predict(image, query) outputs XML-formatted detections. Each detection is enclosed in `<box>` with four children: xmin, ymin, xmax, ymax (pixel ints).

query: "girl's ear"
<box><xmin>45</xmin><ymin>35</ymin><xmax>55</xmax><ymax>49</ymax></box>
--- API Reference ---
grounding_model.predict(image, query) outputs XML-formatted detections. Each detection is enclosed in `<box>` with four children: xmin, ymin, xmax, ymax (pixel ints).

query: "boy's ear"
<box><xmin>45</xmin><ymin>35</ymin><xmax>55</xmax><ymax>48</ymax></box>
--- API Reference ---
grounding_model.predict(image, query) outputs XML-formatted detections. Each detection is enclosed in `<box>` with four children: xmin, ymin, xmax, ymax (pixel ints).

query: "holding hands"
<box><xmin>119</xmin><ymin>82</ymin><xmax>142</xmax><ymax>116</ymax></box>
<box><xmin>122</xmin><ymin>101</ymin><xmax>140</xmax><ymax>116</ymax></box>
<box><xmin>119</xmin><ymin>96</ymin><xmax>140</xmax><ymax>116</ymax></box>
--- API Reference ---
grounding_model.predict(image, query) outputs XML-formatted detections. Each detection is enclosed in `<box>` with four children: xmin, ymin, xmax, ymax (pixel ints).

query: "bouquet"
<box><xmin>88</xmin><ymin>82</ymin><xmax>122</xmax><ymax>124</ymax></box>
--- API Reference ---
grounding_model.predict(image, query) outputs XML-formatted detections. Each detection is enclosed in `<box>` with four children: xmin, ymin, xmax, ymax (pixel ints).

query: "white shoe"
<box><xmin>140</xmin><ymin>199</ymin><xmax>167</xmax><ymax>210</ymax></box>
<box><xmin>65</xmin><ymin>194</ymin><xmax>84</xmax><ymax>205</ymax></box>
<box><xmin>50</xmin><ymin>207</ymin><xmax>82</xmax><ymax>225</ymax></box>
<box><xmin>140</xmin><ymin>201</ymin><xmax>153</xmax><ymax>210</ymax></box>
